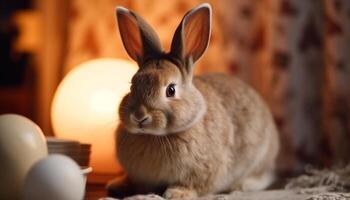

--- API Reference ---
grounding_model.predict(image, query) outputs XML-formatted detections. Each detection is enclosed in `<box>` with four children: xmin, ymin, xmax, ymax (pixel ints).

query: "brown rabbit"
<box><xmin>108</xmin><ymin>3</ymin><xmax>279</xmax><ymax>199</ymax></box>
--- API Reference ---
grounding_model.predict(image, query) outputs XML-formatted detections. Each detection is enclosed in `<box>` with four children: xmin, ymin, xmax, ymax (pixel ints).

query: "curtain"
<box><xmin>64</xmin><ymin>0</ymin><xmax>350</xmax><ymax>173</ymax></box>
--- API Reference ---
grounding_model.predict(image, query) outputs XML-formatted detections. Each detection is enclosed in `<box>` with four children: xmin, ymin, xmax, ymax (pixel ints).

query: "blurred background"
<box><xmin>1</xmin><ymin>0</ymin><xmax>350</xmax><ymax>176</ymax></box>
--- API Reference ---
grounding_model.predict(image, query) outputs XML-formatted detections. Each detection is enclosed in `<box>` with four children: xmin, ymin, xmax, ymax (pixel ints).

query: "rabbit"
<box><xmin>107</xmin><ymin>3</ymin><xmax>279</xmax><ymax>199</ymax></box>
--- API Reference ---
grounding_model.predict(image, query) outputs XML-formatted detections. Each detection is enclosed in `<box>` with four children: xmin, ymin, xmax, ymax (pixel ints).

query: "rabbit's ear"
<box><xmin>170</xmin><ymin>3</ymin><xmax>212</xmax><ymax>65</ymax></box>
<box><xmin>116</xmin><ymin>7</ymin><xmax>162</xmax><ymax>65</ymax></box>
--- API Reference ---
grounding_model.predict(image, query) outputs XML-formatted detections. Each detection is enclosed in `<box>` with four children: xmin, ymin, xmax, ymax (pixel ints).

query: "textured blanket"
<box><xmin>100</xmin><ymin>165</ymin><xmax>350</xmax><ymax>200</ymax></box>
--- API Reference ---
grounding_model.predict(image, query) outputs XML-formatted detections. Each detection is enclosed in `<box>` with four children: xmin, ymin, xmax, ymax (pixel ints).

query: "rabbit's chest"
<box><xmin>119</xmin><ymin>134</ymin><xmax>198</xmax><ymax>184</ymax></box>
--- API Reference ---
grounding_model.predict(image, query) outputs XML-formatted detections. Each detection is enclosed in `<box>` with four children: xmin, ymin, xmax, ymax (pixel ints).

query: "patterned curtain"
<box><xmin>323</xmin><ymin>0</ymin><xmax>350</xmax><ymax>165</ymax></box>
<box><xmin>64</xmin><ymin>0</ymin><xmax>350</xmax><ymax>173</ymax></box>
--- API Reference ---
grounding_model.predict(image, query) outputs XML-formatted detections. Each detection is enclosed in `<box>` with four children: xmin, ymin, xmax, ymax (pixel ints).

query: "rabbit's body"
<box><xmin>110</xmin><ymin>3</ymin><xmax>279</xmax><ymax>199</ymax></box>
<box><xmin>116</xmin><ymin>73</ymin><xmax>278</xmax><ymax>197</ymax></box>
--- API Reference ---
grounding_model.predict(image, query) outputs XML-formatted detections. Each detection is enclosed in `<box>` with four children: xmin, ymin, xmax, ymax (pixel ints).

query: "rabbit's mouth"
<box><xmin>138</xmin><ymin>123</ymin><xmax>144</xmax><ymax>129</ymax></box>
<box><xmin>128</xmin><ymin>126</ymin><xmax>167</xmax><ymax>136</ymax></box>
<box><xmin>124</xmin><ymin>119</ymin><xmax>168</xmax><ymax>135</ymax></box>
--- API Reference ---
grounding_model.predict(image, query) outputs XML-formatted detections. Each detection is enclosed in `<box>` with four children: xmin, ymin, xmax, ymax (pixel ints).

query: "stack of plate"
<box><xmin>46</xmin><ymin>137</ymin><xmax>91</xmax><ymax>167</ymax></box>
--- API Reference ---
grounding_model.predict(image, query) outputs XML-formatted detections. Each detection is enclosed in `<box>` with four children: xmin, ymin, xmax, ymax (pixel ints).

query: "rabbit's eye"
<box><xmin>166</xmin><ymin>84</ymin><xmax>176</xmax><ymax>97</ymax></box>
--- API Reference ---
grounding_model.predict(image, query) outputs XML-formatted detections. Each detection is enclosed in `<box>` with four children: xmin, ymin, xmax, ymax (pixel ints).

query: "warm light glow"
<box><xmin>89</xmin><ymin>89</ymin><xmax>118</xmax><ymax>114</ymax></box>
<box><xmin>51</xmin><ymin>58</ymin><xmax>137</xmax><ymax>174</ymax></box>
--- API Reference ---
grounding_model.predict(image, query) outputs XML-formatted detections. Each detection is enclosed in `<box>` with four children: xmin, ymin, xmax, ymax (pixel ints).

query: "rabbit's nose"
<box><xmin>130</xmin><ymin>114</ymin><xmax>151</xmax><ymax>125</ymax></box>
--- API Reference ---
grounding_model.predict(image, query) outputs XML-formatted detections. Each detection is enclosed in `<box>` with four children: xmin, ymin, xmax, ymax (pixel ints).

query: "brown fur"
<box><xmin>109</xmin><ymin>3</ymin><xmax>279</xmax><ymax>199</ymax></box>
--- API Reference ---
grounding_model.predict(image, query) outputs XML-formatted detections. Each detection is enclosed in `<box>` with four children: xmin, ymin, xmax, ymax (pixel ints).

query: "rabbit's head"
<box><xmin>116</xmin><ymin>4</ymin><xmax>211</xmax><ymax>135</ymax></box>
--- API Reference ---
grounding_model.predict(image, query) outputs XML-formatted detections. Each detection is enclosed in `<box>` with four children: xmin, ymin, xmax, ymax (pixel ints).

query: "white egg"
<box><xmin>0</xmin><ymin>114</ymin><xmax>47</xmax><ymax>200</ymax></box>
<box><xmin>23</xmin><ymin>155</ymin><xmax>85</xmax><ymax>200</ymax></box>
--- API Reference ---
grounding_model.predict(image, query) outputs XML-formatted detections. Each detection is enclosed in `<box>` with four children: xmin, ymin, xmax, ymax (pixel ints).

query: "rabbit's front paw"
<box><xmin>163</xmin><ymin>186</ymin><xmax>197</xmax><ymax>199</ymax></box>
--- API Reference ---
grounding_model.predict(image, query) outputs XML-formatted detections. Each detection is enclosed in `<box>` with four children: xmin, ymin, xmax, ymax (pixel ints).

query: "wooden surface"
<box><xmin>85</xmin><ymin>183</ymin><xmax>106</xmax><ymax>200</ymax></box>
<box><xmin>84</xmin><ymin>173</ymin><xmax>116</xmax><ymax>200</ymax></box>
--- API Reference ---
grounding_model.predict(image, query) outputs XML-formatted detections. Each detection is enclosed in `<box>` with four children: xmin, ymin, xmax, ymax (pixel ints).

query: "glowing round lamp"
<box><xmin>51</xmin><ymin>58</ymin><xmax>137</xmax><ymax>174</ymax></box>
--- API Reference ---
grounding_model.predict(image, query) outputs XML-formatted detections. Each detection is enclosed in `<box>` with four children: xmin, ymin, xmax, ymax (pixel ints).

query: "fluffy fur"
<box><xmin>108</xmin><ymin>3</ymin><xmax>279</xmax><ymax>199</ymax></box>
